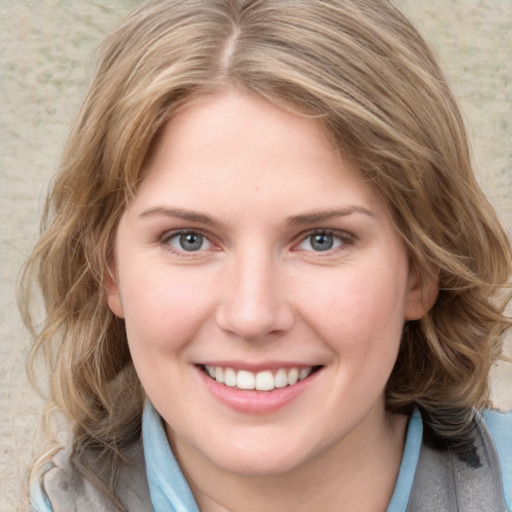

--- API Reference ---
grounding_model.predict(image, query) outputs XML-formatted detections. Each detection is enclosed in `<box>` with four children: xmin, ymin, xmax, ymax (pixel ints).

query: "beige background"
<box><xmin>1</xmin><ymin>1</ymin><xmax>511</xmax><ymax>510</ymax></box>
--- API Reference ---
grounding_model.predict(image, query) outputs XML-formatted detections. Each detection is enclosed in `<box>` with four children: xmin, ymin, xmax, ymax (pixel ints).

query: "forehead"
<box><xmin>128</xmin><ymin>89</ymin><xmax>388</xmax><ymax>224</ymax></box>
<box><xmin>155</xmin><ymin>90</ymin><xmax>336</xmax><ymax>167</ymax></box>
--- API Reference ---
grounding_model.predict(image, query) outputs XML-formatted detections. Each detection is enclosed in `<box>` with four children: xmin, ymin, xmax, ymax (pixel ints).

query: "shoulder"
<box><xmin>29</xmin><ymin>444</ymin><xmax>78</xmax><ymax>512</ymax></box>
<box><xmin>483</xmin><ymin>409</ymin><xmax>512</xmax><ymax>511</ymax></box>
<box><xmin>29</xmin><ymin>440</ymin><xmax>152</xmax><ymax>512</ymax></box>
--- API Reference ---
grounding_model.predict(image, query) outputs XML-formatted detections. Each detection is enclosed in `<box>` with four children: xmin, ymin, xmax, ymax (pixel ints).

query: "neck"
<box><xmin>170</xmin><ymin>408</ymin><xmax>409</xmax><ymax>512</ymax></box>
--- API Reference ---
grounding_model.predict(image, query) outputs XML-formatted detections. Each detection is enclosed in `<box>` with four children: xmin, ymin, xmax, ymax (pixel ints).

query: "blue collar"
<box><xmin>386</xmin><ymin>408</ymin><xmax>422</xmax><ymax>511</ymax></box>
<box><xmin>142</xmin><ymin>401</ymin><xmax>423</xmax><ymax>512</ymax></box>
<box><xmin>142</xmin><ymin>402</ymin><xmax>200</xmax><ymax>512</ymax></box>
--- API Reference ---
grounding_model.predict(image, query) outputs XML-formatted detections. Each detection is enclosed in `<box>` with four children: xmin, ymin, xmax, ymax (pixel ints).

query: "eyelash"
<box><xmin>160</xmin><ymin>228</ymin><xmax>354</xmax><ymax>257</ymax></box>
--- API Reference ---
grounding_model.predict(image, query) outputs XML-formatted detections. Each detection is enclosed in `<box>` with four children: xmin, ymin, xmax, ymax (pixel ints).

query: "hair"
<box><xmin>20</xmin><ymin>0</ymin><xmax>511</xmax><ymax>509</ymax></box>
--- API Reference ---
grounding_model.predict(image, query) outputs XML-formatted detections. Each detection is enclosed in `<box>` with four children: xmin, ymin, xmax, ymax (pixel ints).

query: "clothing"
<box><xmin>30</xmin><ymin>403</ymin><xmax>512</xmax><ymax>512</ymax></box>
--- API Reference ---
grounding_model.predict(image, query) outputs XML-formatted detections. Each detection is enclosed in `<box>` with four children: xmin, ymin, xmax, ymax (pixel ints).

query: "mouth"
<box><xmin>200</xmin><ymin>364</ymin><xmax>323</xmax><ymax>392</ymax></box>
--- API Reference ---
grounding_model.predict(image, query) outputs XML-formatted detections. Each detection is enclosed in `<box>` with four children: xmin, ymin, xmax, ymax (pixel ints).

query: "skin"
<box><xmin>107</xmin><ymin>89</ymin><xmax>436</xmax><ymax>512</ymax></box>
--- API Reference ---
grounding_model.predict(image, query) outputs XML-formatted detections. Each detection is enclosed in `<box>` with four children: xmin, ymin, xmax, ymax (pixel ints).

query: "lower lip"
<box><xmin>196</xmin><ymin>366</ymin><xmax>321</xmax><ymax>415</ymax></box>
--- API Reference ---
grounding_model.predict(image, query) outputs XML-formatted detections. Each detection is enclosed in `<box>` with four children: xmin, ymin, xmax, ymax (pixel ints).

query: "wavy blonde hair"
<box><xmin>21</xmin><ymin>0</ymin><xmax>511</xmax><ymax>509</ymax></box>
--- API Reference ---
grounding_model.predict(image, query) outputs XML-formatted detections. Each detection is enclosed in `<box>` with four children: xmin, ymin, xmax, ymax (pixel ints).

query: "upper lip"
<box><xmin>196</xmin><ymin>361</ymin><xmax>322</xmax><ymax>372</ymax></box>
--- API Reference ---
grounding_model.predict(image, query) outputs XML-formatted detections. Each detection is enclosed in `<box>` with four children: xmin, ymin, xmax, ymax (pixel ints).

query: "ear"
<box><xmin>104</xmin><ymin>261</ymin><xmax>125</xmax><ymax>319</ymax></box>
<box><xmin>404</xmin><ymin>263</ymin><xmax>438</xmax><ymax>321</ymax></box>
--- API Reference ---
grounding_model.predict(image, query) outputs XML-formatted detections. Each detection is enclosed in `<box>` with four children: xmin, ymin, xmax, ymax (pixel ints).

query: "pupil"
<box><xmin>180</xmin><ymin>233</ymin><xmax>203</xmax><ymax>251</ymax></box>
<box><xmin>311</xmin><ymin>233</ymin><xmax>333</xmax><ymax>251</ymax></box>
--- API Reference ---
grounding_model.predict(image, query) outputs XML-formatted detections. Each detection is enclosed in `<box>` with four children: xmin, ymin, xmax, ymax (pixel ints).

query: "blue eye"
<box><xmin>167</xmin><ymin>231</ymin><xmax>212</xmax><ymax>252</ymax></box>
<box><xmin>310</xmin><ymin>233</ymin><xmax>334</xmax><ymax>251</ymax></box>
<box><xmin>297</xmin><ymin>231</ymin><xmax>347</xmax><ymax>252</ymax></box>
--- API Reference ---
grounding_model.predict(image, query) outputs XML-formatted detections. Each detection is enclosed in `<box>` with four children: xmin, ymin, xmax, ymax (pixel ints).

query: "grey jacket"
<box><xmin>37</xmin><ymin>410</ymin><xmax>507</xmax><ymax>511</ymax></box>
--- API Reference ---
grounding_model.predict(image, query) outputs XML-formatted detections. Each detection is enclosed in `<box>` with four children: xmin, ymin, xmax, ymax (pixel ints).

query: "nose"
<box><xmin>215</xmin><ymin>250</ymin><xmax>295</xmax><ymax>341</ymax></box>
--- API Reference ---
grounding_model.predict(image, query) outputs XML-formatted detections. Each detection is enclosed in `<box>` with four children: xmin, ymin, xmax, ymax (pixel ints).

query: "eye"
<box><xmin>296</xmin><ymin>230</ymin><xmax>350</xmax><ymax>252</ymax></box>
<box><xmin>164</xmin><ymin>231</ymin><xmax>213</xmax><ymax>253</ymax></box>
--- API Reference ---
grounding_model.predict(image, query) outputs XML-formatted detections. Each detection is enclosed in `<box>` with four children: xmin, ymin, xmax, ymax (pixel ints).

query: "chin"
<box><xmin>202</xmin><ymin>435</ymin><xmax>319</xmax><ymax>477</ymax></box>
<box><xmin>215</xmin><ymin>454</ymin><xmax>306</xmax><ymax>477</ymax></box>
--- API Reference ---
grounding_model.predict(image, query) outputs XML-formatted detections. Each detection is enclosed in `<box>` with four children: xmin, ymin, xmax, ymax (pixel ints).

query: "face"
<box><xmin>107</xmin><ymin>90</ymin><xmax>432</xmax><ymax>476</ymax></box>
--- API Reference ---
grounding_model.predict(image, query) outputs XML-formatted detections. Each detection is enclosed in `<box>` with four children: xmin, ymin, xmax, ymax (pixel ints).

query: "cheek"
<box><xmin>118</xmin><ymin>265</ymin><xmax>219</xmax><ymax>404</ymax></box>
<box><xmin>119</xmin><ymin>263</ymin><xmax>215</xmax><ymax>354</ymax></box>
<box><xmin>295</xmin><ymin>261</ymin><xmax>408</xmax><ymax>356</ymax></box>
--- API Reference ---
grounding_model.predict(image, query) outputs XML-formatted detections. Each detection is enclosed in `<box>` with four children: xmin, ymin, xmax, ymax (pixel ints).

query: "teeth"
<box><xmin>287</xmin><ymin>368</ymin><xmax>299</xmax><ymax>386</ymax></box>
<box><xmin>215</xmin><ymin>366</ymin><xmax>224</xmax><ymax>384</ymax></box>
<box><xmin>237</xmin><ymin>370</ymin><xmax>255</xmax><ymax>390</ymax></box>
<box><xmin>274</xmin><ymin>368</ymin><xmax>288</xmax><ymax>388</ymax></box>
<box><xmin>255</xmin><ymin>371</ymin><xmax>275</xmax><ymax>391</ymax></box>
<box><xmin>204</xmin><ymin>365</ymin><xmax>315</xmax><ymax>391</ymax></box>
<box><xmin>224</xmin><ymin>368</ymin><xmax>237</xmax><ymax>387</ymax></box>
<box><xmin>299</xmin><ymin>367</ymin><xmax>312</xmax><ymax>380</ymax></box>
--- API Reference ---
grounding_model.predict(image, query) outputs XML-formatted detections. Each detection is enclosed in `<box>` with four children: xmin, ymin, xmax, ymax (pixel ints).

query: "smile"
<box><xmin>202</xmin><ymin>365</ymin><xmax>318</xmax><ymax>391</ymax></box>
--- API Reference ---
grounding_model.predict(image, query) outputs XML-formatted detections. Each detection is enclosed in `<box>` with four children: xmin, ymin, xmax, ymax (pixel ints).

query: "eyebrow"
<box><xmin>286</xmin><ymin>206</ymin><xmax>375</xmax><ymax>225</ymax></box>
<box><xmin>139</xmin><ymin>207</ymin><xmax>220</xmax><ymax>226</ymax></box>
<box><xmin>139</xmin><ymin>205</ymin><xmax>374</xmax><ymax>226</ymax></box>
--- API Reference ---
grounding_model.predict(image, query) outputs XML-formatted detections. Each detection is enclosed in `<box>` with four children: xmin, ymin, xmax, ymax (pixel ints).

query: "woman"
<box><xmin>22</xmin><ymin>0</ymin><xmax>511</xmax><ymax>510</ymax></box>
